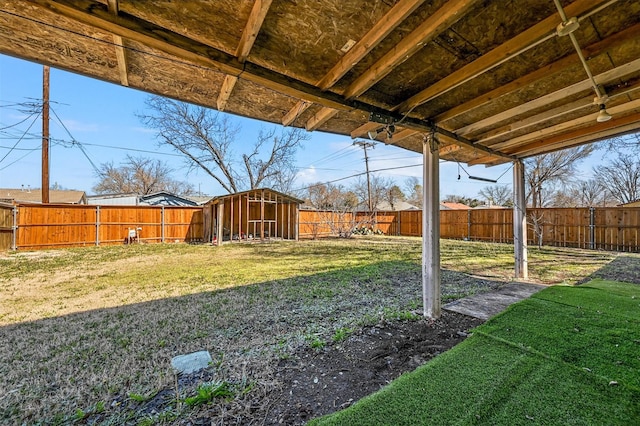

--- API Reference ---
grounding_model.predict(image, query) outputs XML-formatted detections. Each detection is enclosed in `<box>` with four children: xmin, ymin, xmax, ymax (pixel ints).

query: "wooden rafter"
<box><xmin>509</xmin><ymin>111</ymin><xmax>640</xmax><ymax>157</ymax></box>
<box><xmin>107</xmin><ymin>0</ymin><xmax>128</xmax><ymax>86</ymax></box>
<box><xmin>467</xmin><ymin>155</ymin><xmax>502</xmax><ymax>166</ymax></box>
<box><xmin>391</xmin><ymin>128</ymin><xmax>418</xmax><ymax>142</ymax></box>
<box><xmin>218</xmin><ymin>0</ymin><xmax>273</xmax><ymax>112</ymax></box>
<box><xmin>282</xmin><ymin>100</ymin><xmax>311</xmax><ymax>126</ymax></box>
<box><xmin>497</xmin><ymin>98</ymin><xmax>640</xmax><ymax>152</ymax></box>
<box><xmin>397</xmin><ymin>0</ymin><xmax>612</xmax><ymax>113</ymax></box>
<box><xmin>24</xmin><ymin>0</ymin><xmax>352</xmax><ymax>111</ymax></box>
<box><xmin>438</xmin><ymin>144</ymin><xmax>462</xmax><ymax>156</ymax></box>
<box><xmin>217</xmin><ymin>75</ymin><xmax>238</xmax><ymax>111</ymax></box>
<box><xmin>305</xmin><ymin>107</ymin><xmax>339</xmax><ymax>131</ymax></box>
<box><xmin>350</xmin><ymin>122</ymin><xmax>380</xmax><ymax>138</ymax></box>
<box><xmin>435</xmin><ymin>23</ymin><xmax>640</xmax><ymax>125</ymax></box>
<box><xmin>235</xmin><ymin>0</ymin><xmax>272</xmax><ymax>62</ymax></box>
<box><xmin>460</xmin><ymin>57</ymin><xmax>640</xmax><ymax>140</ymax></box>
<box><xmin>317</xmin><ymin>0</ymin><xmax>425</xmax><ymax>90</ymax></box>
<box><xmin>285</xmin><ymin>0</ymin><xmax>425</xmax><ymax>128</ymax></box>
<box><xmin>343</xmin><ymin>0</ymin><xmax>478</xmax><ymax>100</ymax></box>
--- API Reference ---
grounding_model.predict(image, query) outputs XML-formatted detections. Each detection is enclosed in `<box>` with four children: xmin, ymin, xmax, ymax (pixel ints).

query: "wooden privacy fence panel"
<box><xmin>13</xmin><ymin>204</ymin><xmax>204</xmax><ymax>250</ymax></box>
<box><xmin>593</xmin><ymin>207</ymin><xmax>640</xmax><ymax>252</ymax></box>
<box><xmin>299</xmin><ymin>210</ymin><xmax>354</xmax><ymax>238</ymax></box>
<box><xmin>0</xmin><ymin>203</ymin><xmax>14</xmax><ymax>250</ymax></box>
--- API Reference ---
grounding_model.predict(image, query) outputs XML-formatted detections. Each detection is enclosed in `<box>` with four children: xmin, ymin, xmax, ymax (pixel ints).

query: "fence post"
<box><xmin>11</xmin><ymin>206</ymin><xmax>17</xmax><ymax>250</ymax></box>
<box><xmin>589</xmin><ymin>207</ymin><xmax>595</xmax><ymax>250</ymax></box>
<box><xmin>95</xmin><ymin>206</ymin><xmax>100</xmax><ymax>246</ymax></box>
<box><xmin>467</xmin><ymin>209</ymin><xmax>471</xmax><ymax>241</ymax></box>
<box><xmin>161</xmin><ymin>206</ymin><xmax>165</xmax><ymax>243</ymax></box>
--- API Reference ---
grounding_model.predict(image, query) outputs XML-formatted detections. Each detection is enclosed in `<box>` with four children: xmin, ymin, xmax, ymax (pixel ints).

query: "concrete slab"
<box><xmin>171</xmin><ymin>350</ymin><xmax>212</xmax><ymax>375</ymax></box>
<box><xmin>444</xmin><ymin>282</ymin><xmax>546</xmax><ymax>320</ymax></box>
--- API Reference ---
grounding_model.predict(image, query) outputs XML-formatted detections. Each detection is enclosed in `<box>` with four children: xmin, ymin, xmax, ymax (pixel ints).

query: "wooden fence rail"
<box><xmin>1</xmin><ymin>205</ymin><xmax>638</xmax><ymax>253</ymax></box>
<box><xmin>1</xmin><ymin>204</ymin><xmax>203</xmax><ymax>250</ymax></box>
<box><xmin>298</xmin><ymin>207</ymin><xmax>640</xmax><ymax>253</ymax></box>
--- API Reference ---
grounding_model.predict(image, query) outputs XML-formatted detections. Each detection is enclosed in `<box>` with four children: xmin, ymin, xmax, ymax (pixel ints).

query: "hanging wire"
<box><xmin>0</xmin><ymin>110</ymin><xmax>41</xmax><ymax>165</ymax></box>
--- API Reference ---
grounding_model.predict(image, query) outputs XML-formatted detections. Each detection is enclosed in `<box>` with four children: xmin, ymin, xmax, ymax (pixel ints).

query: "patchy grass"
<box><xmin>312</xmin><ymin>280</ymin><xmax>640</xmax><ymax>425</ymax></box>
<box><xmin>0</xmin><ymin>237</ymin><xmax>619</xmax><ymax>423</ymax></box>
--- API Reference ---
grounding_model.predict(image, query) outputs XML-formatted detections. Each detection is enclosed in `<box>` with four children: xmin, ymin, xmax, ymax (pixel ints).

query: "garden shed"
<box><xmin>204</xmin><ymin>189</ymin><xmax>301</xmax><ymax>245</ymax></box>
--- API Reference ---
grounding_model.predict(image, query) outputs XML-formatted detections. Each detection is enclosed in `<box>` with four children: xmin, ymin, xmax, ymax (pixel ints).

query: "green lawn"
<box><xmin>311</xmin><ymin>279</ymin><xmax>640</xmax><ymax>425</ymax></box>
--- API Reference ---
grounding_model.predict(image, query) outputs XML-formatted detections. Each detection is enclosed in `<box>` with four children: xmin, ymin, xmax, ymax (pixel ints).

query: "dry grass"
<box><xmin>0</xmin><ymin>237</ymin><xmax>617</xmax><ymax>424</ymax></box>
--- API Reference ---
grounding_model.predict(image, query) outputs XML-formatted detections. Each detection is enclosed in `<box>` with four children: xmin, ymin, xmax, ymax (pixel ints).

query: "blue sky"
<box><xmin>0</xmin><ymin>54</ymin><xmax>604</xmax><ymax>199</ymax></box>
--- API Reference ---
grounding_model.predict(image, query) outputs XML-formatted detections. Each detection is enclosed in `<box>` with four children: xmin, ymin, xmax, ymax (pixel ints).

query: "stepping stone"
<box><xmin>171</xmin><ymin>350</ymin><xmax>212</xmax><ymax>374</ymax></box>
<box><xmin>444</xmin><ymin>282</ymin><xmax>546</xmax><ymax>320</ymax></box>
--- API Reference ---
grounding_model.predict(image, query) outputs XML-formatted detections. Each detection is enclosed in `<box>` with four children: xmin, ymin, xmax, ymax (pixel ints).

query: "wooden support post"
<box><xmin>230</xmin><ymin>195</ymin><xmax>235</xmax><ymax>242</ymax></box>
<box><xmin>513</xmin><ymin>160</ymin><xmax>528</xmax><ymax>279</ymax></box>
<box><xmin>95</xmin><ymin>205</ymin><xmax>100</xmax><ymax>246</ymax></box>
<box><xmin>161</xmin><ymin>206</ymin><xmax>165</xmax><ymax>243</ymax></box>
<box><xmin>42</xmin><ymin>65</ymin><xmax>50</xmax><ymax>204</ymax></box>
<box><xmin>216</xmin><ymin>202</ymin><xmax>224</xmax><ymax>246</ymax></box>
<box><xmin>260</xmin><ymin>189</ymin><xmax>265</xmax><ymax>240</ymax></box>
<box><xmin>422</xmin><ymin>135</ymin><xmax>441</xmax><ymax>318</ymax></box>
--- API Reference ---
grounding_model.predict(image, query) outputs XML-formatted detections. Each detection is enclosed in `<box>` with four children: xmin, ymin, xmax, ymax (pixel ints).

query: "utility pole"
<box><xmin>42</xmin><ymin>65</ymin><xmax>50</xmax><ymax>204</ymax></box>
<box><xmin>354</xmin><ymin>140</ymin><xmax>375</xmax><ymax>211</ymax></box>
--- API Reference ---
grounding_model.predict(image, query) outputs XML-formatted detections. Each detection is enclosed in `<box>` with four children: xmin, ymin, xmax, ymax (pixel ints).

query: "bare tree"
<box><xmin>385</xmin><ymin>185</ymin><xmax>406</xmax><ymax>210</ymax></box>
<box><xmin>551</xmin><ymin>179</ymin><xmax>612</xmax><ymax>207</ymax></box>
<box><xmin>352</xmin><ymin>175</ymin><xmax>395</xmax><ymax>211</ymax></box>
<box><xmin>138</xmin><ymin>96</ymin><xmax>309</xmax><ymax>194</ymax></box>
<box><xmin>478</xmin><ymin>184</ymin><xmax>512</xmax><ymax>207</ymax></box>
<box><xmin>93</xmin><ymin>155</ymin><xmax>194</xmax><ymax>195</ymax></box>
<box><xmin>593</xmin><ymin>153</ymin><xmax>640</xmax><ymax>204</ymax></box>
<box><xmin>442</xmin><ymin>194</ymin><xmax>481</xmax><ymax>207</ymax></box>
<box><xmin>525</xmin><ymin>146</ymin><xmax>594</xmax><ymax>208</ymax></box>
<box><xmin>305</xmin><ymin>183</ymin><xmax>368</xmax><ymax>237</ymax></box>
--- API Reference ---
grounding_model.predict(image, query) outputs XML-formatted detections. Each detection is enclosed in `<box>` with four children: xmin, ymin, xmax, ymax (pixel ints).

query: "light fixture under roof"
<box><xmin>556</xmin><ymin>16</ymin><xmax>580</xmax><ymax>37</ymax></box>
<box><xmin>596</xmin><ymin>103</ymin><xmax>612</xmax><ymax>123</ymax></box>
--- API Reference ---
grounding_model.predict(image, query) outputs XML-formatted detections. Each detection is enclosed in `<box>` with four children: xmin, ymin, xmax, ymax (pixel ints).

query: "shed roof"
<box><xmin>207</xmin><ymin>188</ymin><xmax>303</xmax><ymax>205</ymax></box>
<box><xmin>2</xmin><ymin>1</ymin><xmax>639</xmax><ymax>164</ymax></box>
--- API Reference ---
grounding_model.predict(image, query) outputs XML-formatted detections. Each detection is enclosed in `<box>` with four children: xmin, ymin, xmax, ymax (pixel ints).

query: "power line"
<box><xmin>0</xmin><ymin>110</ymin><xmax>41</xmax><ymax>165</ymax></box>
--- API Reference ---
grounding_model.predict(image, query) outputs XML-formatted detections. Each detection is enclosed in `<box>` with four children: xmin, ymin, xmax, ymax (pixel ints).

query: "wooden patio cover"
<box><xmin>1</xmin><ymin>0</ymin><xmax>639</xmax><ymax>164</ymax></box>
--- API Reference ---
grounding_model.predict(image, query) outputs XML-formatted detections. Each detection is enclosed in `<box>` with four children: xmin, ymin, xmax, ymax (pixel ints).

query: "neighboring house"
<box><xmin>440</xmin><ymin>202</ymin><xmax>471</xmax><ymax>210</ymax></box>
<box><xmin>87</xmin><ymin>191</ymin><xmax>207</xmax><ymax>206</ymax></box>
<box><xmin>87</xmin><ymin>193</ymin><xmax>139</xmax><ymax>205</ymax></box>
<box><xmin>139</xmin><ymin>191</ymin><xmax>200</xmax><ymax>206</ymax></box>
<box><xmin>473</xmin><ymin>204</ymin><xmax>506</xmax><ymax>209</ymax></box>
<box><xmin>619</xmin><ymin>199</ymin><xmax>640</xmax><ymax>207</ymax></box>
<box><xmin>0</xmin><ymin>188</ymin><xmax>87</xmax><ymax>204</ymax></box>
<box><xmin>374</xmin><ymin>200</ymin><xmax>420</xmax><ymax>211</ymax></box>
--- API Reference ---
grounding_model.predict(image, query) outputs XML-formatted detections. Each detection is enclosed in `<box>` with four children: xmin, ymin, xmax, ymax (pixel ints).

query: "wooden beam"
<box><xmin>422</xmin><ymin>139</ymin><xmax>441</xmax><ymax>318</ymax></box>
<box><xmin>284</xmin><ymin>0</ymin><xmax>425</xmax><ymax>129</ymax></box>
<box><xmin>506</xmin><ymin>111</ymin><xmax>640</xmax><ymax>157</ymax></box>
<box><xmin>438</xmin><ymin>144</ymin><xmax>461</xmax><ymax>156</ymax></box>
<box><xmin>391</xmin><ymin>128</ymin><xmax>418</xmax><ymax>142</ymax></box>
<box><xmin>460</xmin><ymin>57</ymin><xmax>640</xmax><ymax>140</ymax></box>
<box><xmin>343</xmin><ymin>0</ymin><xmax>478</xmax><ymax>99</ymax></box>
<box><xmin>305</xmin><ymin>107</ymin><xmax>339</xmax><ymax>131</ymax></box>
<box><xmin>476</xmin><ymin>96</ymin><xmax>592</xmax><ymax>144</ymax></box>
<box><xmin>217</xmin><ymin>75</ymin><xmax>238</xmax><ymax>111</ymax></box>
<box><xmin>519</xmin><ymin>121</ymin><xmax>640</xmax><ymax>158</ymax></box>
<box><xmin>107</xmin><ymin>0</ymin><xmax>128</xmax><ymax>86</ymax></box>
<box><xmin>236</xmin><ymin>0</ymin><xmax>272</xmax><ymax>62</ymax></box>
<box><xmin>282</xmin><ymin>100</ymin><xmax>311</xmax><ymax>126</ymax></box>
<box><xmin>397</xmin><ymin>0</ymin><xmax>612</xmax><ymax>113</ymax></box>
<box><xmin>513</xmin><ymin>161</ymin><xmax>528</xmax><ymax>279</ymax></box>
<box><xmin>436</xmin><ymin>22</ymin><xmax>640</xmax><ymax>125</ymax></box>
<box><xmin>467</xmin><ymin>155</ymin><xmax>502</xmax><ymax>166</ymax></box>
<box><xmin>112</xmin><ymin>34</ymin><xmax>129</xmax><ymax>86</ymax></box>
<box><xmin>317</xmin><ymin>0</ymin><xmax>426</xmax><ymax>90</ymax></box>
<box><xmin>492</xmin><ymin>97</ymin><xmax>640</xmax><ymax>151</ymax></box>
<box><xmin>350</xmin><ymin>122</ymin><xmax>380</xmax><ymax>139</ymax></box>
